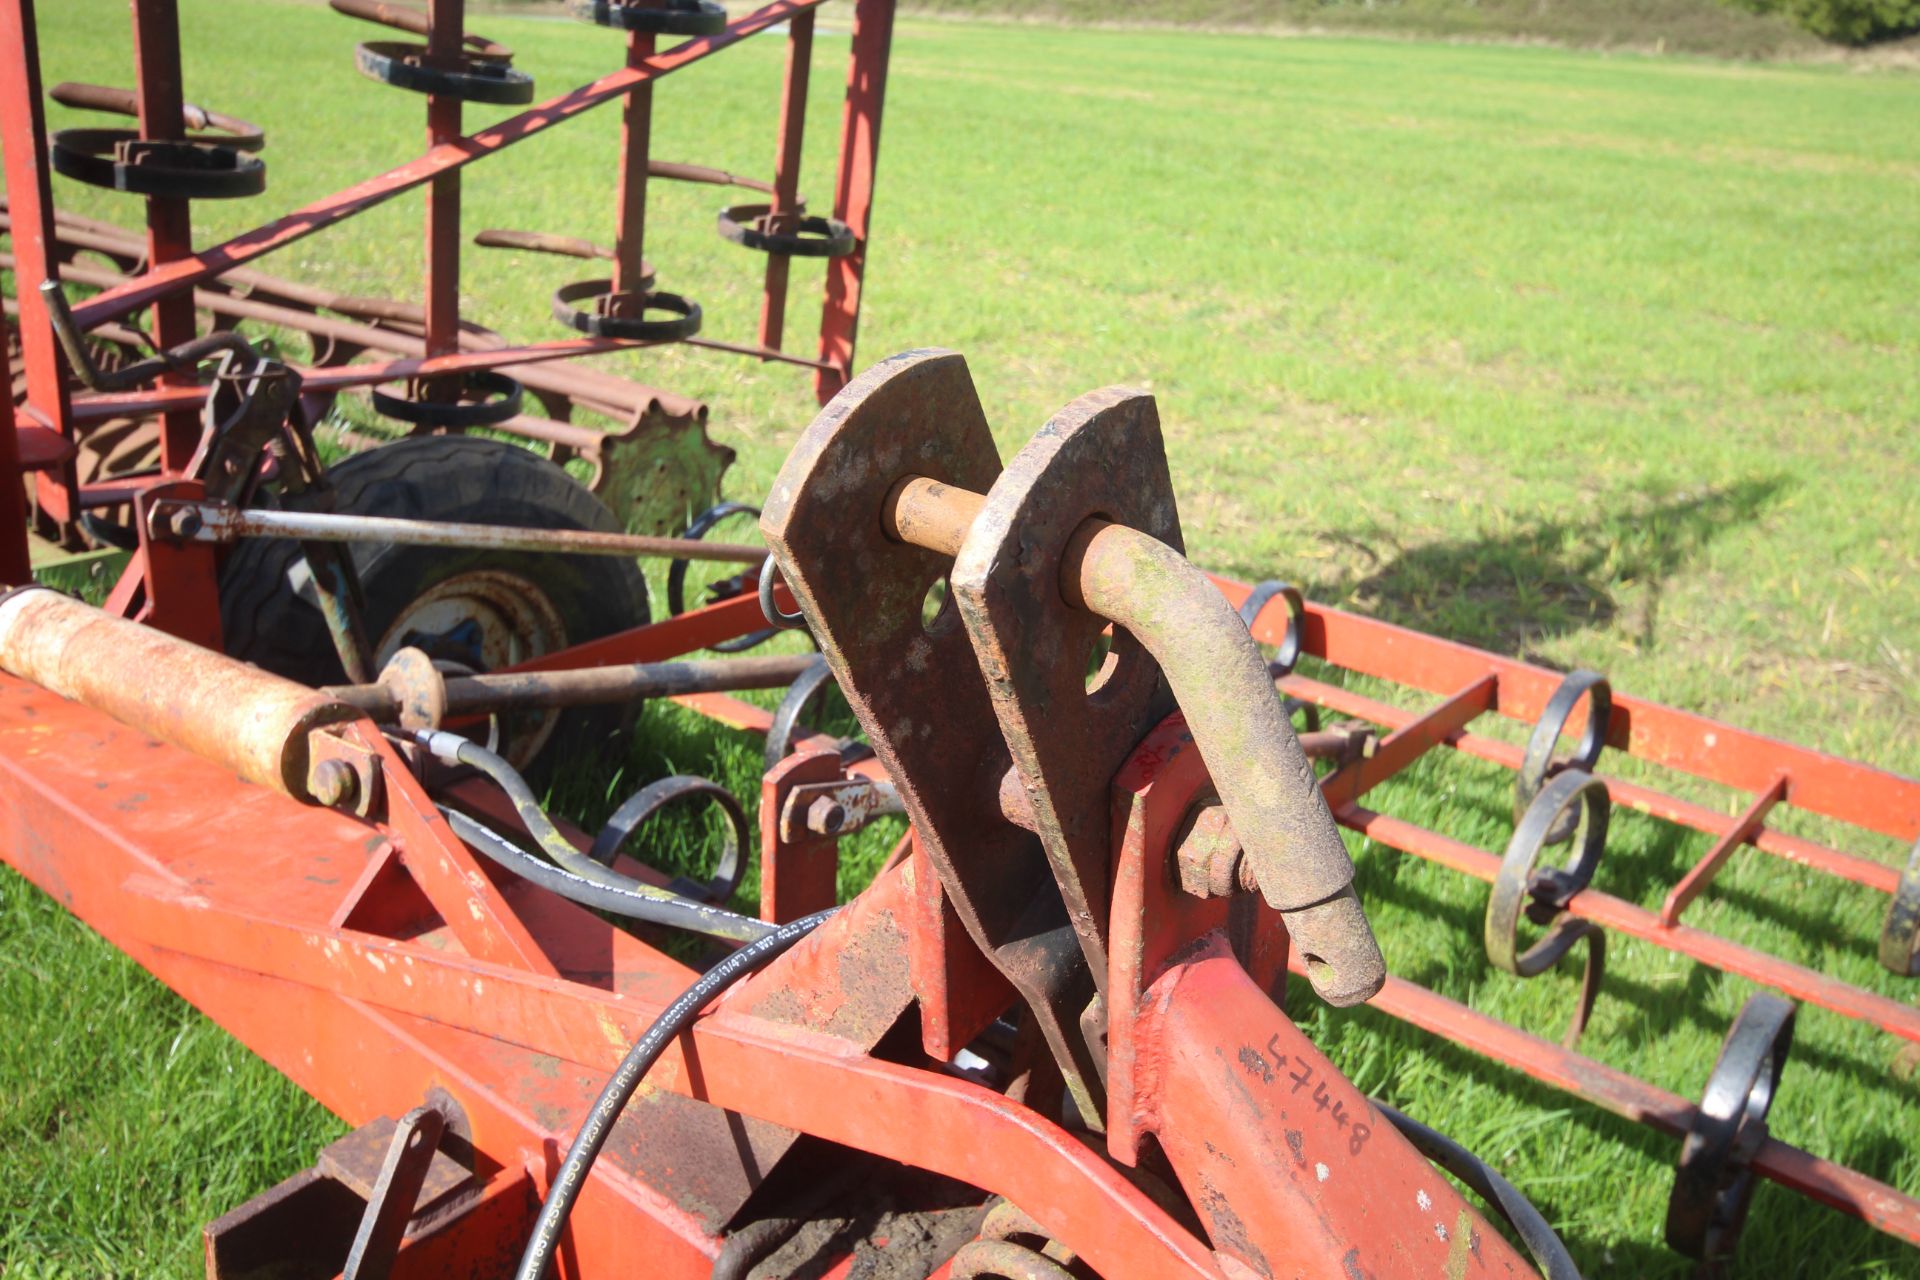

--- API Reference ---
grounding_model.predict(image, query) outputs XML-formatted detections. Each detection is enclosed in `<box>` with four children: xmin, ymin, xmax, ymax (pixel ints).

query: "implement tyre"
<box><xmin>219</xmin><ymin>435</ymin><xmax>650</xmax><ymax>771</ymax></box>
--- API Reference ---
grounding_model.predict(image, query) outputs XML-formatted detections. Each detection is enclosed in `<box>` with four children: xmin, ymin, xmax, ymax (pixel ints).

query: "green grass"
<box><xmin>6</xmin><ymin>2</ymin><xmax>1920</xmax><ymax>1276</ymax></box>
<box><xmin>897</xmin><ymin>0</ymin><xmax>1830</xmax><ymax>58</ymax></box>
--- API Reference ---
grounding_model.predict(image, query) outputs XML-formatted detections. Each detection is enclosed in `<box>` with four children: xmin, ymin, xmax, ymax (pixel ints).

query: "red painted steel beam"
<box><xmin>0</xmin><ymin>315</ymin><xmax>33</xmax><ymax>583</ymax></box>
<box><xmin>1319</xmin><ymin>673</ymin><xmax>1496</xmax><ymax>810</ymax></box>
<box><xmin>612</xmin><ymin>25</ymin><xmax>655</xmax><ymax>299</ymax></box>
<box><xmin>1338</xmin><ymin>802</ymin><xmax>1920</xmax><ymax>1044</ymax></box>
<box><xmin>423</xmin><ymin>0</ymin><xmax>464</xmax><ymax>360</ymax></box>
<box><xmin>1278</xmin><ymin>672</ymin><xmax>1902</xmax><ymax>896</ymax></box>
<box><xmin>757</xmin><ymin>9</ymin><xmax>813</xmax><ymax>352</ymax></box>
<box><xmin>812</xmin><ymin>0</ymin><xmax>895</xmax><ymax>402</ymax></box>
<box><xmin>1148</xmin><ymin>947</ymin><xmax>1536</xmax><ymax>1277</ymax></box>
<box><xmin>68</xmin><ymin>0</ymin><xmax>834</xmax><ymax>333</ymax></box>
<box><xmin>0</xmin><ymin>0</ymin><xmax>79</xmax><ymax>524</ymax></box>
<box><xmin>1659</xmin><ymin>771</ymin><xmax>1789</xmax><ymax>925</ymax></box>
<box><xmin>129</xmin><ymin>0</ymin><xmax>202</xmax><ymax>470</ymax></box>
<box><xmin>1339</xmin><ymin>963</ymin><xmax>1920</xmax><ymax>1247</ymax></box>
<box><xmin>500</xmin><ymin>589</ymin><xmax>795</xmax><ymax>675</ymax></box>
<box><xmin>1222</xmin><ymin>575</ymin><xmax>1920</xmax><ymax>844</ymax></box>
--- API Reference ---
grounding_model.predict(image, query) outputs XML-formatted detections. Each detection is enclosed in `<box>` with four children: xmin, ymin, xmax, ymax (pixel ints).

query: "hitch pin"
<box><xmin>882</xmin><ymin>476</ymin><xmax>1387</xmax><ymax>1007</ymax></box>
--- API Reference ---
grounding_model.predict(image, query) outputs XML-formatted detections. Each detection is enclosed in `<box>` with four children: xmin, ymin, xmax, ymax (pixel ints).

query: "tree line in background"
<box><xmin>1728</xmin><ymin>0</ymin><xmax>1920</xmax><ymax>42</ymax></box>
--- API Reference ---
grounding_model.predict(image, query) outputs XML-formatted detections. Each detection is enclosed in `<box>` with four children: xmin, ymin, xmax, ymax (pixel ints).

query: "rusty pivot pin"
<box><xmin>881</xmin><ymin>472</ymin><xmax>1386</xmax><ymax>1007</ymax></box>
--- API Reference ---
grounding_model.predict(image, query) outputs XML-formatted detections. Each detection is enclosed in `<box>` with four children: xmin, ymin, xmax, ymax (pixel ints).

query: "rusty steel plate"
<box><xmin>952</xmin><ymin>386</ymin><xmax>1182</xmax><ymax>988</ymax></box>
<box><xmin>760</xmin><ymin>348</ymin><xmax>1104</xmax><ymax>1122</ymax></box>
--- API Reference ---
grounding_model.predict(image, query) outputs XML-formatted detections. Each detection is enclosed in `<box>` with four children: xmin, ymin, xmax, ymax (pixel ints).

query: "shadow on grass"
<box><xmin>1309</xmin><ymin>476</ymin><xmax>1789</xmax><ymax>656</ymax></box>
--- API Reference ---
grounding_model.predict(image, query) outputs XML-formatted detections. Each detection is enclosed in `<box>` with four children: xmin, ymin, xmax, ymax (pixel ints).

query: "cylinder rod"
<box><xmin>327</xmin><ymin>653</ymin><xmax>816</xmax><ymax>722</ymax></box>
<box><xmin>161</xmin><ymin>501</ymin><xmax>769</xmax><ymax>565</ymax></box>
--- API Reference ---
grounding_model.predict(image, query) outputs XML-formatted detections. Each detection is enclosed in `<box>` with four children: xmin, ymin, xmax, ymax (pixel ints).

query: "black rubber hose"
<box><xmin>417</xmin><ymin>730</ymin><xmax>643</xmax><ymax>894</ymax></box>
<box><xmin>1375</xmin><ymin>1101</ymin><xmax>1582</xmax><ymax>1280</ymax></box>
<box><xmin>441</xmin><ymin>808</ymin><xmax>775</xmax><ymax>944</ymax></box>
<box><xmin>515</xmin><ymin>908</ymin><xmax>837</xmax><ymax>1280</ymax></box>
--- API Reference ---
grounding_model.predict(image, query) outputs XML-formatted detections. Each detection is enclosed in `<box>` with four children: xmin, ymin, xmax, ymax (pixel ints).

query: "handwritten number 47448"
<box><xmin>1265</xmin><ymin>1034</ymin><xmax>1373</xmax><ymax>1158</ymax></box>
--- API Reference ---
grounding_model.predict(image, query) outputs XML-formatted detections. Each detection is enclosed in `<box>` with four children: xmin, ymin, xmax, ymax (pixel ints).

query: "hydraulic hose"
<box><xmin>442</xmin><ymin>808</ymin><xmax>774</xmax><ymax>944</ymax></box>
<box><xmin>1376</xmin><ymin>1101</ymin><xmax>1582</xmax><ymax>1280</ymax></box>
<box><xmin>417</xmin><ymin>728</ymin><xmax>691</xmax><ymax>896</ymax></box>
<box><xmin>515</xmin><ymin>908</ymin><xmax>837</xmax><ymax>1280</ymax></box>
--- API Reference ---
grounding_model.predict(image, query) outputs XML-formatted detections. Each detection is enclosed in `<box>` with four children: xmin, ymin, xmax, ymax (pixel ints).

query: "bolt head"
<box><xmin>1174</xmin><ymin>801</ymin><xmax>1245</xmax><ymax>899</ymax></box>
<box><xmin>167</xmin><ymin>507</ymin><xmax>203</xmax><ymax>539</ymax></box>
<box><xmin>806</xmin><ymin>796</ymin><xmax>848</xmax><ymax>835</ymax></box>
<box><xmin>309</xmin><ymin>758</ymin><xmax>357</xmax><ymax>808</ymax></box>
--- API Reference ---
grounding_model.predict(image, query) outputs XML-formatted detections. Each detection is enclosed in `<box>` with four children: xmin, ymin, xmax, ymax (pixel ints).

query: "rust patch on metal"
<box><xmin>950</xmin><ymin>386</ymin><xmax>1181</xmax><ymax>989</ymax></box>
<box><xmin>760</xmin><ymin>349</ymin><xmax>1103</xmax><ymax>1122</ymax></box>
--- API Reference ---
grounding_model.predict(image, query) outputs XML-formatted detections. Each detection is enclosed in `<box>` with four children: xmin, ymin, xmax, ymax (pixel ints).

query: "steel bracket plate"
<box><xmin>761</xmin><ymin>348</ymin><xmax>1104</xmax><ymax>1121</ymax></box>
<box><xmin>952</xmin><ymin>385</ymin><xmax>1183</xmax><ymax>988</ymax></box>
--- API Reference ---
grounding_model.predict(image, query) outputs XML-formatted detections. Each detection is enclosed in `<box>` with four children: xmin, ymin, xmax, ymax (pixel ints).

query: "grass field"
<box><xmin>895</xmin><ymin>0</ymin><xmax>1831</xmax><ymax>58</ymax></box>
<box><xmin>5</xmin><ymin>1</ymin><xmax>1920</xmax><ymax>1276</ymax></box>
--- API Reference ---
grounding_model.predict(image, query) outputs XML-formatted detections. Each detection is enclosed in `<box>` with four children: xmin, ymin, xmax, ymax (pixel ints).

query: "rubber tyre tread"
<box><xmin>219</xmin><ymin>436</ymin><xmax>649</xmax><ymax>757</ymax></box>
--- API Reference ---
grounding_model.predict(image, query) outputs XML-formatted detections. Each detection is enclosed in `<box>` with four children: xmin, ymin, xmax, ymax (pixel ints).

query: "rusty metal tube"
<box><xmin>1061</xmin><ymin>519</ymin><xmax>1381</xmax><ymax>1003</ymax></box>
<box><xmin>882</xmin><ymin>476</ymin><xmax>982</xmax><ymax>557</ymax></box>
<box><xmin>48</xmin><ymin>81</ymin><xmax>266</xmax><ymax>150</ymax></box>
<box><xmin>0</xmin><ymin>588</ymin><xmax>359</xmax><ymax>800</ymax></box>
<box><xmin>886</xmin><ymin>478</ymin><xmax>1384</xmax><ymax>1006</ymax></box>
<box><xmin>326</xmin><ymin>653</ymin><xmax>816</xmax><ymax>722</ymax></box>
<box><xmin>163</xmin><ymin>502</ymin><xmax>769</xmax><ymax>566</ymax></box>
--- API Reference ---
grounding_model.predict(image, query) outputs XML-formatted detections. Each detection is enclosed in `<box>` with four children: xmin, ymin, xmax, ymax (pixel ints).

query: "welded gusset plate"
<box><xmin>760</xmin><ymin>349</ymin><xmax>1105</xmax><ymax>1121</ymax></box>
<box><xmin>952</xmin><ymin>387</ymin><xmax>1182</xmax><ymax>986</ymax></box>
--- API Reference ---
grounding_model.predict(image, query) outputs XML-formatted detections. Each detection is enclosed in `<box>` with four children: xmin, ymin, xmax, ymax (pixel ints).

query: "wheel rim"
<box><xmin>375</xmin><ymin>568</ymin><xmax>569</xmax><ymax>767</ymax></box>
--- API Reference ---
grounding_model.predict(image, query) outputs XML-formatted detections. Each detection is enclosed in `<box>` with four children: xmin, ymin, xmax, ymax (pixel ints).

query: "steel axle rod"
<box><xmin>151</xmin><ymin>500</ymin><xmax>768</xmax><ymax>565</ymax></box>
<box><xmin>325</xmin><ymin>653</ymin><xmax>815</xmax><ymax>722</ymax></box>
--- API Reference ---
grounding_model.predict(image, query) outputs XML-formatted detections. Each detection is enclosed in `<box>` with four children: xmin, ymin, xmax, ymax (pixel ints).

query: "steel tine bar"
<box><xmin>1280</xmin><ymin>672</ymin><xmax>1902</xmax><ymax>896</ymax></box>
<box><xmin>1215</xmin><ymin>574</ymin><xmax>1920</xmax><ymax>845</ymax></box>
<box><xmin>1660</xmin><ymin>772</ymin><xmax>1791</xmax><ymax>926</ymax></box>
<box><xmin>69</xmin><ymin>0</ymin><xmax>832</xmax><ymax>332</ymax></box>
<box><xmin>1319</xmin><ymin>673</ymin><xmax>1497</xmax><ymax>810</ymax></box>
<box><xmin>1306</xmin><ymin>957</ymin><xmax>1920</xmax><ymax>1248</ymax></box>
<box><xmin>1337</xmin><ymin>802</ymin><xmax>1920</xmax><ymax>1044</ymax></box>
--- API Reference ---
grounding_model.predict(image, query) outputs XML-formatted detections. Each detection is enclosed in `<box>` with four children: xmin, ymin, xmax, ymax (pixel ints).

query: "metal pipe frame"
<box><xmin>1189</xmin><ymin>579</ymin><xmax>1920</xmax><ymax>1045</ymax></box>
<box><xmin>0</xmin><ymin>0</ymin><xmax>895</xmax><ymax>580</ymax></box>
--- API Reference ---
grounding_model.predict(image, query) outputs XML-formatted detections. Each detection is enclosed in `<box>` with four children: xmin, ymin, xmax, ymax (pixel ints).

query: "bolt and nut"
<box><xmin>309</xmin><ymin>758</ymin><xmax>358</xmax><ymax>808</ymax></box>
<box><xmin>806</xmin><ymin>796</ymin><xmax>848</xmax><ymax>835</ymax></box>
<box><xmin>1175</xmin><ymin>800</ymin><xmax>1259</xmax><ymax>899</ymax></box>
<box><xmin>164</xmin><ymin>506</ymin><xmax>203</xmax><ymax>539</ymax></box>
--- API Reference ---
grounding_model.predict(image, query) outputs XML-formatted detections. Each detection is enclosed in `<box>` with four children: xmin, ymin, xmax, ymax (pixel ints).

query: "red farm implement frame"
<box><xmin>1</xmin><ymin>4</ymin><xmax>1918</xmax><ymax>1280</ymax></box>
